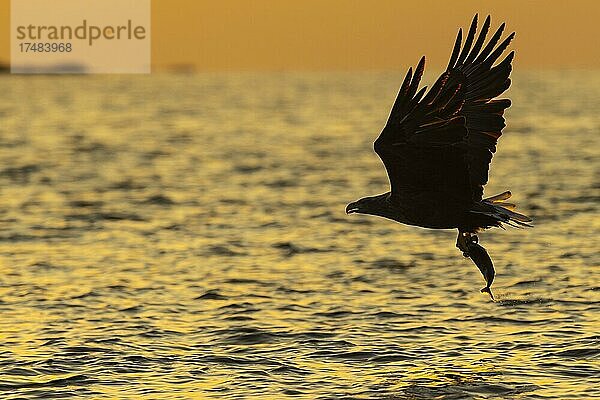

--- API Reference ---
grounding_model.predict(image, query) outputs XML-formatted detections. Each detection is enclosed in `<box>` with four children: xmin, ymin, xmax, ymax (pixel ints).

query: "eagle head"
<box><xmin>346</xmin><ymin>193</ymin><xmax>389</xmax><ymax>216</ymax></box>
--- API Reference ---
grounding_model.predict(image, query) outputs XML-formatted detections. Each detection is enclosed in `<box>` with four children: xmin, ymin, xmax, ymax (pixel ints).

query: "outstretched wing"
<box><xmin>374</xmin><ymin>15</ymin><xmax>514</xmax><ymax>202</ymax></box>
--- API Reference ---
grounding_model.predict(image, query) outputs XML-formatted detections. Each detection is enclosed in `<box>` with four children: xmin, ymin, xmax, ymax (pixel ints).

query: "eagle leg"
<box><xmin>456</xmin><ymin>231</ymin><xmax>477</xmax><ymax>257</ymax></box>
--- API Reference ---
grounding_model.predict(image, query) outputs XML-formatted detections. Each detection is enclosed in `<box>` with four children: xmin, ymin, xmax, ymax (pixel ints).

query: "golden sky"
<box><xmin>1</xmin><ymin>0</ymin><xmax>599</xmax><ymax>70</ymax></box>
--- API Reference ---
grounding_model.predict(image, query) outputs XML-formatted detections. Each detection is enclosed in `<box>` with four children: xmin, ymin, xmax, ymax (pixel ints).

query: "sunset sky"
<box><xmin>1</xmin><ymin>0</ymin><xmax>599</xmax><ymax>71</ymax></box>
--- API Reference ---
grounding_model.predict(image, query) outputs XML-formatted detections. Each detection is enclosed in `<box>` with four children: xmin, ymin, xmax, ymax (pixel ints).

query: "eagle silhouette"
<box><xmin>346</xmin><ymin>15</ymin><xmax>532</xmax><ymax>299</ymax></box>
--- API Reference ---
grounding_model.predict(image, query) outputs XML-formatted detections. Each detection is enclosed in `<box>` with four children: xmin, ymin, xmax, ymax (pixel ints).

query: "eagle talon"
<box><xmin>456</xmin><ymin>232</ymin><xmax>471</xmax><ymax>254</ymax></box>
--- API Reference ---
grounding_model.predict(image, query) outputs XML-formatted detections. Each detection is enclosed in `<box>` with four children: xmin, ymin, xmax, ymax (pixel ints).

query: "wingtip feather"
<box><xmin>447</xmin><ymin>28</ymin><xmax>463</xmax><ymax>70</ymax></box>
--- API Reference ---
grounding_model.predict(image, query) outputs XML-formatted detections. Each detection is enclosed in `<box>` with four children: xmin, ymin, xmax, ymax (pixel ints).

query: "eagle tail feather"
<box><xmin>471</xmin><ymin>191</ymin><xmax>533</xmax><ymax>228</ymax></box>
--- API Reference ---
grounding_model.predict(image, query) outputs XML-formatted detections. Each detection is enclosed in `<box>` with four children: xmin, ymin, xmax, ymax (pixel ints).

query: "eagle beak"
<box><xmin>346</xmin><ymin>203</ymin><xmax>359</xmax><ymax>214</ymax></box>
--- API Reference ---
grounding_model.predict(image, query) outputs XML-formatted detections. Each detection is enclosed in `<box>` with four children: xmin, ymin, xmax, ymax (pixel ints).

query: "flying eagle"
<box><xmin>345</xmin><ymin>15</ymin><xmax>532</xmax><ymax>299</ymax></box>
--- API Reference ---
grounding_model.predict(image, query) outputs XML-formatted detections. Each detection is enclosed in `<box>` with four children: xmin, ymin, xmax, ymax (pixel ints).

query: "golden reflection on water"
<box><xmin>0</xmin><ymin>71</ymin><xmax>598</xmax><ymax>398</ymax></box>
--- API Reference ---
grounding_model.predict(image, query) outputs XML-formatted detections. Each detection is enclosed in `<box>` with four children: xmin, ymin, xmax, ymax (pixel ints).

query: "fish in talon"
<box><xmin>467</xmin><ymin>241</ymin><xmax>496</xmax><ymax>298</ymax></box>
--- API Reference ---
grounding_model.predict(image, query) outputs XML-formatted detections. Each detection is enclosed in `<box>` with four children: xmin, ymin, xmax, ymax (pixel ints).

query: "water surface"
<box><xmin>0</xmin><ymin>71</ymin><xmax>598</xmax><ymax>399</ymax></box>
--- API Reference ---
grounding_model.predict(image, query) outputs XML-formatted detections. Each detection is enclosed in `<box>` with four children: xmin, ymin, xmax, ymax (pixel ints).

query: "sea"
<box><xmin>0</xmin><ymin>70</ymin><xmax>598</xmax><ymax>399</ymax></box>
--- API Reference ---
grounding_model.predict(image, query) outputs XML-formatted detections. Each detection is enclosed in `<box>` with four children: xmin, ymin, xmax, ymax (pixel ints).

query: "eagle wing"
<box><xmin>374</xmin><ymin>15</ymin><xmax>514</xmax><ymax>203</ymax></box>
